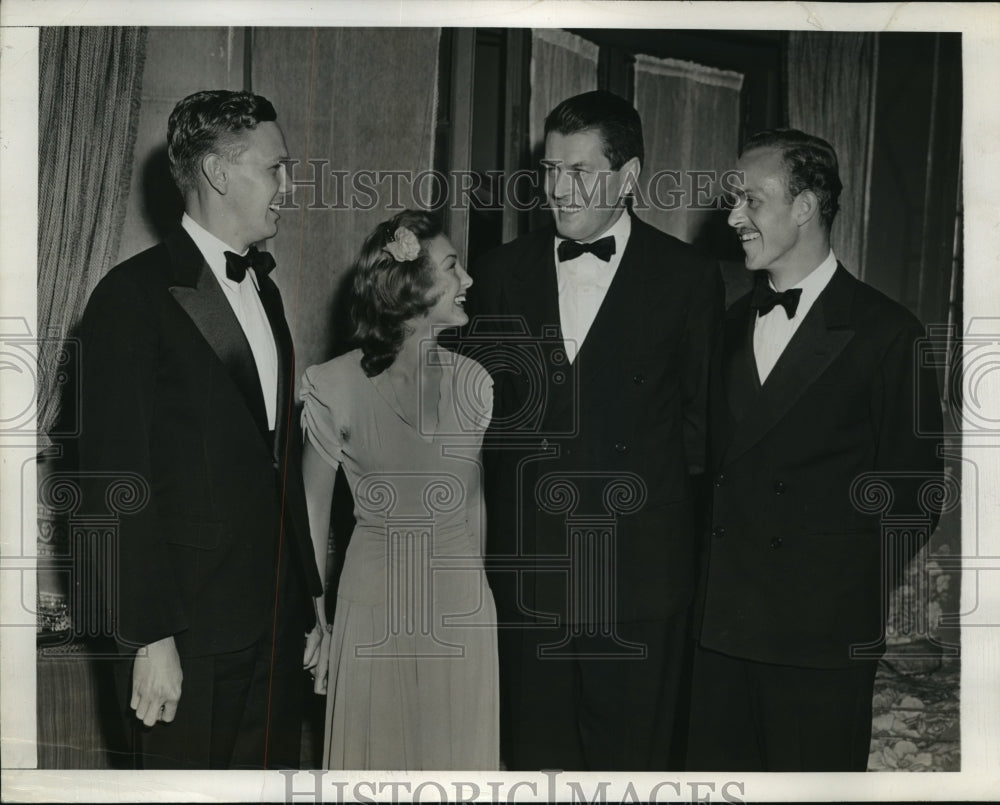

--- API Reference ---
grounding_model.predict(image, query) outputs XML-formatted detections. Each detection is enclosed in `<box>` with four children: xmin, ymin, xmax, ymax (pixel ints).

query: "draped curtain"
<box><xmin>35</xmin><ymin>26</ymin><xmax>148</xmax><ymax>769</ymax></box>
<box><xmin>529</xmin><ymin>29</ymin><xmax>599</xmax><ymax>157</ymax></box>
<box><xmin>787</xmin><ymin>32</ymin><xmax>877</xmax><ymax>277</ymax></box>
<box><xmin>633</xmin><ymin>54</ymin><xmax>743</xmax><ymax>244</ymax></box>
<box><xmin>253</xmin><ymin>28</ymin><xmax>441</xmax><ymax>376</ymax></box>
<box><xmin>37</xmin><ymin>27</ymin><xmax>148</xmax><ymax>441</ymax></box>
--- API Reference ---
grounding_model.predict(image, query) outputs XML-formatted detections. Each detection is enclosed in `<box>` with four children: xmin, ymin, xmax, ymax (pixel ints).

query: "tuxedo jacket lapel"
<box><xmin>724</xmin><ymin>305</ymin><xmax>760</xmax><ymax>425</ymax></box>
<box><xmin>257</xmin><ymin>273</ymin><xmax>294</xmax><ymax>460</ymax></box>
<box><xmin>165</xmin><ymin>228</ymin><xmax>271</xmax><ymax>440</ymax></box>
<box><xmin>571</xmin><ymin>218</ymin><xmax>649</xmax><ymax>388</ymax></box>
<box><xmin>530</xmin><ymin>216</ymin><xmax>652</xmax><ymax>425</ymax></box>
<box><xmin>509</xmin><ymin>226</ymin><xmax>561</xmax><ymax>336</ymax></box>
<box><xmin>506</xmin><ymin>230</ymin><xmax>577</xmax><ymax>426</ymax></box>
<box><xmin>722</xmin><ymin>265</ymin><xmax>856</xmax><ymax>467</ymax></box>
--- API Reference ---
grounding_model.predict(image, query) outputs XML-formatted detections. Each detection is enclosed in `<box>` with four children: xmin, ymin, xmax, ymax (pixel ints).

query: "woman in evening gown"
<box><xmin>300</xmin><ymin>209</ymin><xmax>499</xmax><ymax>770</ymax></box>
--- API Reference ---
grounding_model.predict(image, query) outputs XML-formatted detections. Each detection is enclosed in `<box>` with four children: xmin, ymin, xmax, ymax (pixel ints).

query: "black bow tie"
<box><xmin>224</xmin><ymin>246</ymin><xmax>276</xmax><ymax>283</ymax></box>
<box><xmin>557</xmin><ymin>235</ymin><xmax>616</xmax><ymax>263</ymax></box>
<box><xmin>750</xmin><ymin>278</ymin><xmax>802</xmax><ymax>319</ymax></box>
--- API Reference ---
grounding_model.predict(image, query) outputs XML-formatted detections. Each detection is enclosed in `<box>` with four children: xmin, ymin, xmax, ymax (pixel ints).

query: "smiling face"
<box><xmin>218</xmin><ymin>121</ymin><xmax>289</xmax><ymax>250</ymax></box>
<box><xmin>727</xmin><ymin>146</ymin><xmax>806</xmax><ymax>275</ymax></box>
<box><xmin>542</xmin><ymin>129</ymin><xmax>633</xmax><ymax>242</ymax></box>
<box><xmin>421</xmin><ymin>234</ymin><xmax>473</xmax><ymax>329</ymax></box>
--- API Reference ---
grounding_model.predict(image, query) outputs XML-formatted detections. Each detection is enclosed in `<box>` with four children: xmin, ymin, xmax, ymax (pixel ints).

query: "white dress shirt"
<box><xmin>753</xmin><ymin>250</ymin><xmax>838</xmax><ymax>383</ymax></box>
<box><xmin>181</xmin><ymin>213</ymin><xmax>278</xmax><ymax>429</ymax></box>
<box><xmin>554</xmin><ymin>211</ymin><xmax>632</xmax><ymax>364</ymax></box>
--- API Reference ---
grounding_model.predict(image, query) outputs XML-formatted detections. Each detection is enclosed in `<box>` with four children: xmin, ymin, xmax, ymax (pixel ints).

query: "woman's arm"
<box><xmin>302</xmin><ymin>437</ymin><xmax>338</xmax><ymax>692</ymax></box>
<box><xmin>303</xmin><ymin>437</ymin><xmax>338</xmax><ymax>615</ymax></box>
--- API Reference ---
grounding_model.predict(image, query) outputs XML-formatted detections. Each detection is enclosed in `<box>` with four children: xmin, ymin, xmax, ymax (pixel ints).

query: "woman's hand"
<box><xmin>303</xmin><ymin>620</ymin><xmax>333</xmax><ymax>695</ymax></box>
<box><xmin>303</xmin><ymin>621</ymin><xmax>323</xmax><ymax>670</ymax></box>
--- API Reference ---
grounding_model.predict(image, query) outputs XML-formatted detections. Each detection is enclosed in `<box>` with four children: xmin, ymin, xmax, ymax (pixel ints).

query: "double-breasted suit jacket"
<box><xmin>695</xmin><ymin>264</ymin><xmax>943</xmax><ymax>668</ymax></box>
<box><xmin>467</xmin><ymin>214</ymin><xmax>723</xmax><ymax>627</ymax></box>
<box><xmin>78</xmin><ymin>227</ymin><xmax>322</xmax><ymax>658</ymax></box>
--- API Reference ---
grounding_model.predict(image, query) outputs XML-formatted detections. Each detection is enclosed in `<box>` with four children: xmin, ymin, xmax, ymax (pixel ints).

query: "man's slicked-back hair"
<box><xmin>167</xmin><ymin>89</ymin><xmax>277</xmax><ymax>196</ymax></box>
<box><xmin>740</xmin><ymin>128</ymin><xmax>842</xmax><ymax>231</ymax></box>
<box><xmin>543</xmin><ymin>90</ymin><xmax>644</xmax><ymax>171</ymax></box>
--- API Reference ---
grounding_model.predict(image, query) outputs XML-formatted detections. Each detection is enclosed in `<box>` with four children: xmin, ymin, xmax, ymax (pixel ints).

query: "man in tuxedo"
<box><xmin>77</xmin><ymin>90</ymin><xmax>322</xmax><ymax>769</ymax></box>
<box><xmin>687</xmin><ymin>129</ymin><xmax>943</xmax><ymax>771</ymax></box>
<box><xmin>466</xmin><ymin>90</ymin><xmax>723</xmax><ymax>770</ymax></box>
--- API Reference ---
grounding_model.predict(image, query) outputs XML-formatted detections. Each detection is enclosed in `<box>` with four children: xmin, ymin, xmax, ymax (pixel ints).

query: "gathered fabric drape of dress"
<box><xmin>301</xmin><ymin>350</ymin><xmax>499</xmax><ymax>770</ymax></box>
<box><xmin>787</xmin><ymin>32</ymin><xmax>877</xmax><ymax>278</ymax></box>
<box><xmin>36</xmin><ymin>26</ymin><xmax>148</xmax><ymax>441</ymax></box>
<box><xmin>633</xmin><ymin>54</ymin><xmax>743</xmax><ymax>246</ymax></box>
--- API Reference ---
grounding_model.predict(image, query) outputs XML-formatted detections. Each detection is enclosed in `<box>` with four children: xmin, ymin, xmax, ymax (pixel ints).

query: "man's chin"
<box><xmin>254</xmin><ymin>227</ymin><xmax>279</xmax><ymax>245</ymax></box>
<box><xmin>741</xmin><ymin>250</ymin><xmax>765</xmax><ymax>272</ymax></box>
<box><xmin>551</xmin><ymin>219</ymin><xmax>573</xmax><ymax>240</ymax></box>
<box><xmin>554</xmin><ymin>222</ymin><xmax>589</xmax><ymax>242</ymax></box>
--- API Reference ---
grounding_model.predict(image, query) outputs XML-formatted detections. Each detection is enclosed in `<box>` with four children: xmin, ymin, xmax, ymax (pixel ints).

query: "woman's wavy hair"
<box><xmin>351</xmin><ymin>209</ymin><xmax>444</xmax><ymax>377</ymax></box>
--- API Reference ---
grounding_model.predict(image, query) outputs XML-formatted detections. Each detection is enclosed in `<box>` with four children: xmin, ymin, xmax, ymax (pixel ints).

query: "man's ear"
<box><xmin>794</xmin><ymin>189</ymin><xmax>820</xmax><ymax>227</ymax></box>
<box><xmin>617</xmin><ymin>156</ymin><xmax>642</xmax><ymax>203</ymax></box>
<box><xmin>202</xmin><ymin>153</ymin><xmax>228</xmax><ymax>195</ymax></box>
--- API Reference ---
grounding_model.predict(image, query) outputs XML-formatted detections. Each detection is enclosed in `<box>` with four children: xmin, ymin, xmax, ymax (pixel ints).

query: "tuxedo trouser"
<box><xmin>685</xmin><ymin>644</ymin><xmax>878</xmax><ymax>771</ymax></box>
<box><xmin>115</xmin><ymin>541</ymin><xmax>305</xmax><ymax>769</ymax></box>
<box><xmin>500</xmin><ymin>612</ymin><xmax>689</xmax><ymax>771</ymax></box>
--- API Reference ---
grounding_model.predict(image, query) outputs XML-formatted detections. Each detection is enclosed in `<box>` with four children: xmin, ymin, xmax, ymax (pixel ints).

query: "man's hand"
<box><xmin>303</xmin><ymin>622</ymin><xmax>332</xmax><ymax>695</ymax></box>
<box><xmin>131</xmin><ymin>635</ymin><xmax>183</xmax><ymax>727</ymax></box>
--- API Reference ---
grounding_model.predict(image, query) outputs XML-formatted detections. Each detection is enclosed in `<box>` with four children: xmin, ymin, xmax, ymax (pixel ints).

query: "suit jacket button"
<box><xmin>712</xmin><ymin>526</ymin><xmax>725</xmax><ymax>539</ymax></box>
<box><xmin>633</xmin><ymin>373</ymin><xmax>645</xmax><ymax>385</ymax></box>
<box><xmin>715</xmin><ymin>473</ymin><xmax>726</xmax><ymax>487</ymax></box>
<box><xmin>541</xmin><ymin>439</ymin><xmax>549</xmax><ymax>449</ymax></box>
<box><xmin>770</xmin><ymin>537</ymin><xmax>783</xmax><ymax>550</ymax></box>
<box><xmin>774</xmin><ymin>480</ymin><xmax>786</xmax><ymax>494</ymax></box>
<box><xmin>614</xmin><ymin>442</ymin><xmax>628</xmax><ymax>453</ymax></box>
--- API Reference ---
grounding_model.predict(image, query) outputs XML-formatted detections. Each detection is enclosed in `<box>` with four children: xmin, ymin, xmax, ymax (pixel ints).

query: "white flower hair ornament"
<box><xmin>383</xmin><ymin>226</ymin><xmax>421</xmax><ymax>262</ymax></box>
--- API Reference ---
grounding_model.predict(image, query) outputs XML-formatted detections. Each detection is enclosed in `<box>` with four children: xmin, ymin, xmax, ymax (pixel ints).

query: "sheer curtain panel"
<box><xmin>633</xmin><ymin>54</ymin><xmax>743</xmax><ymax>244</ymax></box>
<box><xmin>529</xmin><ymin>29</ymin><xmax>599</xmax><ymax>156</ymax></box>
<box><xmin>787</xmin><ymin>32</ymin><xmax>877</xmax><ymax>277</ymax></box>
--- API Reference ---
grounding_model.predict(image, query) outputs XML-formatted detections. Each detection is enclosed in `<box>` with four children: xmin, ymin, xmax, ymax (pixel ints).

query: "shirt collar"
<box><xmin>767</xmin><ymin>249</ymin><xmax>837</xmax><ymax>319</ymax></box>
<box><xmin>788</xmin><ymin>249</ymin><xmax>837</xmax><ymax>292</ymax></box>
<box><xmin>181</xmin><ymin>213</ymin><xmax>259</xmax><ymax>290</ymax></box>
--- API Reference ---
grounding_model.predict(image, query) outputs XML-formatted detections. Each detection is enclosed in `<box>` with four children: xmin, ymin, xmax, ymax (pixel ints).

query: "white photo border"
<box><xmin>2</xmin><ymin>1</ymin><xmax>998</xmax><ymax>801</ymax></box>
